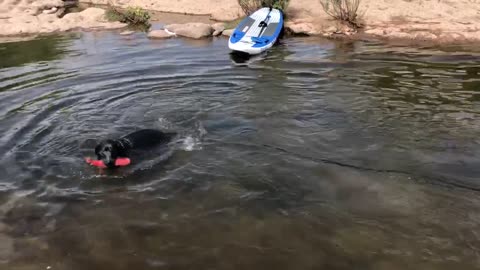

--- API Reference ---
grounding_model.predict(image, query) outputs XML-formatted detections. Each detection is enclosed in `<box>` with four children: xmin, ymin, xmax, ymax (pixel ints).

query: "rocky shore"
<box><xmin>0</xmin><ymin>0</ymin><xmax>479</xmax><ymax>44</ymax></box>
<box><xmin>285</xmin><ymin>0</ymin><xmax>480</xmax><ymax>44</ymax></box>
<box><xmin>0</xmin><ymin>0</ymin><xmax>126</xmax><ymax>37</ymax></box>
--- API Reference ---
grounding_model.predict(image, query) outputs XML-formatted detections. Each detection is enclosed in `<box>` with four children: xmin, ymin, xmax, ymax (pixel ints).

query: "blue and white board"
<box><xmin>228</xmin><ymin>7</ymin><xmax>283</xmax><ymax>55</ymax></box>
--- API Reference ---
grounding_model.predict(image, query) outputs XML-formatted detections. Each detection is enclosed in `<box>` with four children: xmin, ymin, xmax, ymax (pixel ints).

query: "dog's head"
<box><xmin>94</xmin><ymin>140</ymin><xmax>121</xmax><ymax>168</ymax></box>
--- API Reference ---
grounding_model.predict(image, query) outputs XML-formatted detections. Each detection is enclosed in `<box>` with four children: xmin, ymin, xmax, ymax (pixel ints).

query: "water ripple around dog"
<box><xmin>2</xmin><ymin>33</ymin><xmax>480</xmax><ymax>269</ymax></box>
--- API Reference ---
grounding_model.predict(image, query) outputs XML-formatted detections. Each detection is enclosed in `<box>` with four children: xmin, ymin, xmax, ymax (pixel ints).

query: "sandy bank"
<box><xmin>78</xmin><ymin>0</ymin><xmax>480</xmax><ymax>43</ymax></box>
<box><xmin>1</xmin><ymin>0</ymin><xmax>480</xmax><ymax>44</ymax></box>
<box><xmin>286</xmin><ymin>0</ymin><xmax>480</xmax><ymax>43</ymax></box>
<box><xmin>80</xmin><ymin>0</ymin><xmax>243</xmax><ymax>21</ymax></box>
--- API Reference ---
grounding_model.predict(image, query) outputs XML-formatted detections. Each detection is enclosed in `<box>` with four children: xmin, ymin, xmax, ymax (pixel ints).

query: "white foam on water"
<box><xmin>196</xmin><ymin>121</ymin><xmax>207</xmax><ymax>137</ymax></box>
<box><xmin>181</xmin><ymin>136</ymin><xmax>202</xmax><ymax>151</ymax></box>
<box><xmin>177</xmin><ymin>121</ymin><xmax>207</xmax><ymax>152</ymax></box>
<box><xmin>157</xmin><ymin>117</ymin><xmax>176</xmax><ymax>130</ymax></box>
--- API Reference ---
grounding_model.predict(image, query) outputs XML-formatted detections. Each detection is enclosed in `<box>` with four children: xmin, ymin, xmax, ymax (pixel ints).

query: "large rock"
<box><xmin>62</xmin><ymin>7</ymin><xmax>106</xmax><ymax>22</ymax></box>
<box><xmin>60</xmin><ymin>7</ymin><xmax>126</xmax><ymax>30</ymax></box>
<box><xmin>212</xmin><ymin>22</ymin><xmax>225</xmax><ymax>36</ymax></box>
<box><xmin>79</xmin><ymin>0</ymin><xmax>243</xmax><ymax>21</ymax></box>
<box><xmin>165</xmin><ymin>23</ymin><xmax>213</xmax><ymax>39</ymax></box>
<box><xmin>222</xmin><ymin>29</ymin><xmax>234</xmax><ymax>37</ymax></box>
<box><xmin>284</xmin><ymin>21</ymin><xmax>320</xmax><ymax>35</ymax></box>
<box><xmin>147</xmin><ymin>29</ymin><xmax>174</xmax><ymax>39</ymax></box>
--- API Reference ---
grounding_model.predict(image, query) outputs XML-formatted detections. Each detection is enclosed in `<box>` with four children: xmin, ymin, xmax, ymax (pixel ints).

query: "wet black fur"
<box><xmin>94</xmin><ymin>129</ymin><xmax>176</xmax><ymax>168</ymax></box>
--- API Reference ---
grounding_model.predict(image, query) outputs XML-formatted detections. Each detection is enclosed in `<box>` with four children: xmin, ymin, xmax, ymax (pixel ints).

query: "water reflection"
<box><xmin>230</xmin><ymin>51</ymin><xmax>252</xmax><ymax>64</ymax></box>
<box><xmin>0</xmin><ymin>35</ymin><xmax>75</xmax><ymax>69</ymax></box>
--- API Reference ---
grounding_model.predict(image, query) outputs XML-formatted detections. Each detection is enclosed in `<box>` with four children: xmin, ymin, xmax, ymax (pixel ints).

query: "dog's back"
<box><xmin>122</xmin><ymin>129</ymin><xmax>176</xmax><ymax>149</ymax></box>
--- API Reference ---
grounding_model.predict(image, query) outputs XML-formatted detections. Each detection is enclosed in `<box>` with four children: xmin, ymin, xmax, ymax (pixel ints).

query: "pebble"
<box><xmin>42</xmin><ymin>7</ymin><xmax>58</xmax><ymax>14</ymax></box>
<box><xmin>120</xmin><ymin>30</ymin><xmax>135</xmax><ymax>36</ymax></box>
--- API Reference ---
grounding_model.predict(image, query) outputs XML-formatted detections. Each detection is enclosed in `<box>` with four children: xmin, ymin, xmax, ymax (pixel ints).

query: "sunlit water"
<box><xmin>0</xmin><ymin>30</ymin><xmax>480</xmax><ymax>270</ymax></box>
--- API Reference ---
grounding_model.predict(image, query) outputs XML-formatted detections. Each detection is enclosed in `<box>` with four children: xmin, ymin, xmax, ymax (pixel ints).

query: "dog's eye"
<box><xmin>104</xmin><ymin>146</ymin><xmax>111</xmax><ymax>151</ymax></box>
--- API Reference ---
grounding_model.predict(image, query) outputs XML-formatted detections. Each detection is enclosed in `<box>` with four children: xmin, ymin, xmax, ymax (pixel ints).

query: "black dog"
<box><xmin>94</xmin><ymin>129</ymin><xmax>176</xmax><ymax>168</ymax></box>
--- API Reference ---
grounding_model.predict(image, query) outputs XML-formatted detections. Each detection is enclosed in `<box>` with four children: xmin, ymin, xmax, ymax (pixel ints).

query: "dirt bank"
<box><xmin>79</xmin><ymin>0</ymin><xmax>243</xmax><ymax>21</ymax></box>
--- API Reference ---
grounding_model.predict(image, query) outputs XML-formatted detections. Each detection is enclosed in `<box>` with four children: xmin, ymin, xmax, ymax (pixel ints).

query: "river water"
<box><xmin>0</xmin><ymin>30</ymin><xmax>479</xmax><ymax>269</ymax></box>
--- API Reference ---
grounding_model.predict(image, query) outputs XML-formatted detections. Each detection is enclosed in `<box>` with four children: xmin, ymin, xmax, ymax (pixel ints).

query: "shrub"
<box><xmin>264</xmin><ymin>0</ymin><xmax>289</xmax><ymax>12</ymax></box>
<box><xmin>106</xmin><ymin>5</ymin><xmax>151</xmax><ymax>26</ymax></box>
<box><xmin>238</xmin><ymin>0</ymin><xmax>260</xmax><ymax>15</ymax></box>
<box><xmin>238</xmin><ymin>0</ymin><xmax>289</xmax><ymax>15</ymax></box>
<box><xmin>319</xmin><ymin>0</ymin><xmax>361</xmax><ymax>28</ymax></box>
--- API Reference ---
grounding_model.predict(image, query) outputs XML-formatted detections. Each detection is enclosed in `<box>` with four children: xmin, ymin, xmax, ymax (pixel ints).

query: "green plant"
<box><xmin>105</xmin><ymin>7</ymin><xmax>123</xmax><ymax>22</ymax></box>
<box><xmin>105</xmin><ymin>5</ymin><xmax>151</xmax><ymax>26</ymax></box>
<box><xmin>319</xmin><ymin>0</ymin><xmax>361</xmax><ymax>28</ymax></box>
<box><xmin>265</xmin><ymin>0</ymin><xmax>289</xmax><ymax>12</ymax></box>
<box><xmin>238</xmin><ymin>0</ymin><xmax>289</xmax><ymax>15</ymax></box>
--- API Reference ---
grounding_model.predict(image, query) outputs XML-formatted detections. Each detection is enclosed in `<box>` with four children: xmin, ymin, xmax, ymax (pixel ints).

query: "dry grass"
<box><xmin>238</xmin><ymin>0</ymin><xmax>289</xmax><ymax>15</ymax></box>
<box><xmin>319</xmin><ymin>0</ymin><xmax>362</xmax><ymax>28</ymax></box>
<box><xmin>238</xmin><ymin>0</ymin><xmax>261</xmax><ymax>15</ymax></box>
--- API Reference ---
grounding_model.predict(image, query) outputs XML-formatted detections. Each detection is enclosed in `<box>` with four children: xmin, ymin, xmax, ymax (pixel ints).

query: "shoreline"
<box><xmin>0</xmin><ymin>0</ymin><xmax>479</xmax><ymax>45</ymax></box>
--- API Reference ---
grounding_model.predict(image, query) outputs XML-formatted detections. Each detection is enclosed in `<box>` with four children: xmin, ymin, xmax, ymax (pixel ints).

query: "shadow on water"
<box><xmin>0</xmin><ymin>35</ymin><xmax>75</xmax><ymax>68</ymax></box>
<box><xmin>228</xmin><ymin>37</ymin><xmax>289</xmax><ymax>65</ymax></box>
<box><xmin>229</xmin><ymin>51</ymin><xmax>254</xmax><ymax>64</ymax></box>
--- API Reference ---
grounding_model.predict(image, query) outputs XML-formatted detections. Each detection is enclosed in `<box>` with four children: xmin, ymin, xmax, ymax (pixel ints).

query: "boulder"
<box><xmin>165</xmin><ymin>23</ymin><xmax>213</xmax><ymax>39</ymax></box>
<box><xmin>284</xmin><ymin>21</ymin><xmax>318</xmax><ymax>35</ymax></box>
<box><xmin>42</xmin><ymin>7</ymin><xmax>58</xmax><ymax>14</ymax></box>
<box><xmin>62</xmin><ymin>7</ymin><xmax>106</xmax><ymax>23</ymax></box>
<box><xmin>164</xmin><ymin>23</ymin><xmax>183</xmax><ymax>33</ymax></box>
<box><xmin>61</xmin><ymin>7</ymin><xmax>126</xmax><ymax>29</ymax></box>
<box><xmin>222</xmin><ymin>29</ymin><xmax>234</xmax><ymax>37</ymax></box>
<box><xmin>58</xmin><ymin>8</ymin><xmax>126</xmax><ymax>31</ymax></box>
<box><xmin>212</xmin><ymin>22</ymin><xmax>225</xmax><ymax>36</ymax></box>
<box><xmin>147</xmin><ymin>29</ymin><xmax>174</xmax><ymax>39</ymax></box>
<box><xmin>212</xmin><ymin>23</ymin><xmax>225</xmax><ymax>32</ymax></box>
<box><xmin>76</xmin><ymin>7</ymin><xmax>107</xmax><ymax>22</ymax></box>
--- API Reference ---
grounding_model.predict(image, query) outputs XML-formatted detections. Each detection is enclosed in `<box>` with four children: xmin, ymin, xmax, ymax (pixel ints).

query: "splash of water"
<box><xmin>181</xmin><ymin>136</ymin><xmax>202</xmax><ymax>151</ymax></box>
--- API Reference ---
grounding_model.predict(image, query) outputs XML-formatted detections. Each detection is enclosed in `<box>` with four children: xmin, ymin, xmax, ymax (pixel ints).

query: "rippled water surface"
<box><xmin>1</xmin><ymin>31</ymin><xmax>480</xmax><ymax>270</ymax></box>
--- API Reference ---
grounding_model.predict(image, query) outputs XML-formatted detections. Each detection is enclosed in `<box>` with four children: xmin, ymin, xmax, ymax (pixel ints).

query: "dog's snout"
<box><xmin>97</xmin><ymin>150</ymin><xmax>111</xmax><ymax>162</ymax></box>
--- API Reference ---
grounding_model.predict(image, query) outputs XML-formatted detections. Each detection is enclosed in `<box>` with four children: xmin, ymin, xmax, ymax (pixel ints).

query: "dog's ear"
<box><xmin>113</xmin><ymin>140</ymin><xmax>123</xmax><ymax>150</ymax></box>
<box><xmin>94</xmin><ymin>143</ymin><xmax>103</xmax><ymax>155</ymax></box>
<box><xmin>112</xmin><ymin>140</ymin><xmax>129</xmax><ymax>156</ymax></box>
